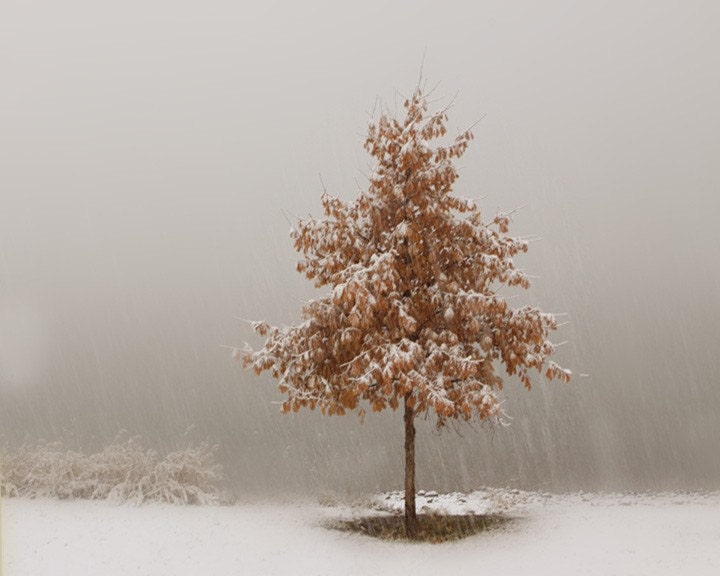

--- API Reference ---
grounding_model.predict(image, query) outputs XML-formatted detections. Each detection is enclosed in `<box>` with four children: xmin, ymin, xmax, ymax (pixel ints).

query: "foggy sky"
<box><xmin>1</xmin><ymin>0</ymin><xmax>719</xmax><ymax>495</ymax></box>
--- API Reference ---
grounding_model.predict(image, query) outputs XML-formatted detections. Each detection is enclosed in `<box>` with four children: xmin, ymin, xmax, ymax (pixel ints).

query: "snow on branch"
<box><xmin>240</xmin><ymin>84</ymin><xmax>571</xmax><ymax>426</ymax></box>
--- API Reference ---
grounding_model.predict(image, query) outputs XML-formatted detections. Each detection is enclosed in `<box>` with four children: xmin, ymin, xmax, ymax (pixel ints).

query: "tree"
<box><xmin>242</xmin><ymin>86</ymin><xmax>570</xmax><ymax>539</ymax></box>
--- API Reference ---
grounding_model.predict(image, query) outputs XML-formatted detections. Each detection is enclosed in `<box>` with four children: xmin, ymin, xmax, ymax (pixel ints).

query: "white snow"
<box><xmin>2</xmin><ymin>490</ymin><xmax>719</xmax><ymax>575</ymax></box>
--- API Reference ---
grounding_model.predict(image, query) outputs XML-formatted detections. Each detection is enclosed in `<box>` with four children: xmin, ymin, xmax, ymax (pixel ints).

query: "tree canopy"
<box><xmin>243</xmin><ymin>87</ymin><xmax>570</xmax><ymax>426</ymax></box>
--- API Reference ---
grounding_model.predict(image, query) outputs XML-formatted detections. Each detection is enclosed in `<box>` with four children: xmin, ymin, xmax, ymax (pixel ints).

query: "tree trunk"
<box><xmin>403</xmin><ymin>394</ymin><xmax>419</xmax><ymax>539</ymax></box>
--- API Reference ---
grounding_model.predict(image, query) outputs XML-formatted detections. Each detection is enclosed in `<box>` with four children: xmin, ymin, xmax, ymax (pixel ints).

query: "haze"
<box><xmin>1</xmin><ymin>0</ymin><xmax>718</xmax><ymax>496</ymax></box>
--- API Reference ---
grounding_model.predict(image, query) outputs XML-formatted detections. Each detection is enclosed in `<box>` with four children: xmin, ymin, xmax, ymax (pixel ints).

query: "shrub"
<box><xmin>0</xmin><ymin>436</ymin><xmax>227</xmax><ymax>505</ymax></box>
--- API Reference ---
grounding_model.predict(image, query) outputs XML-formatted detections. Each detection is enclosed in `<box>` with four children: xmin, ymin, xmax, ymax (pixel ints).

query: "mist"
<box><xmin>1</xmin><ymin>0</ymin><xmax>719</xmax><ymax>497</ymax></box>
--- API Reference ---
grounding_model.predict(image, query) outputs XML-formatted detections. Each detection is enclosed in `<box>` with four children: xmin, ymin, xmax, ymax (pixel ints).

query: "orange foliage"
<box><xmin>243</xmin><ymin>87</ymin><xmax>570</xmax><ymax>427</ymax></box>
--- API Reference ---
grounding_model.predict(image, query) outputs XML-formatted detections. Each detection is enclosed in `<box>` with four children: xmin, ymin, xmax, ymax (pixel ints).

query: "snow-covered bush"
<box><xmin>144</xmin><ymin>444</ymin><xmax>225</xmax><ymax>505</ymax></box>
<box><xmin>0</xmin><ymin>436</ymin><xmax>227</xmax><ymax>505</ymax></box>
<box><xmin>87</xmin><ymin>437</ymin><xmax>160</xmax><ymax>503</ymax></box>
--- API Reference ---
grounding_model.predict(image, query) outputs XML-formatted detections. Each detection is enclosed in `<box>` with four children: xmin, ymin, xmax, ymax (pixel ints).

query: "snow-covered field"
<box><xmin>3</xmin><ymin>490</ymin><xmax>719</xmax><ymax>575</ymax></box>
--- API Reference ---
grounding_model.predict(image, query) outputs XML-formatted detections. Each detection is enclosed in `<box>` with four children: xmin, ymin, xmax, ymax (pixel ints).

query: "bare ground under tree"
<box><xmin>327</xmin><ymin>512</ymin><xmax>516</xmax><ymax>543</ymax></box>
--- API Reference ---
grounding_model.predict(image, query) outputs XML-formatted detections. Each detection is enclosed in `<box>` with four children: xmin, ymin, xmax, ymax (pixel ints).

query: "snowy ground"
<box><xmin>2</xmin><ymin>490</ymin><xmax>719</xmax><ymax>575</ymax></box>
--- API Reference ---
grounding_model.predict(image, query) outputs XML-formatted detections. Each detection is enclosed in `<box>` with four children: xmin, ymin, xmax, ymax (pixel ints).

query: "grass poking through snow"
<box><xmin>329</xmin><ymin>513</ymin><xmax>515</xmax><ymax>543</ymax></box>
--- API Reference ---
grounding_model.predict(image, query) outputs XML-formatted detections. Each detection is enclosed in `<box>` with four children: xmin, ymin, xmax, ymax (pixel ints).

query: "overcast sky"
<box><xmin>1</xmin><ymin>0</ymin><xmax>718</xmax><ymax>495</ymax></box>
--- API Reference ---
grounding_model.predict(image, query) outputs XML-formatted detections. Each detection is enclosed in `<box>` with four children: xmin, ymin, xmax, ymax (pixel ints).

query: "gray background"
<box><xmin>1</xmin><ymin>0</ymin><xmax>718</xmax><ymax>496</ymax></box>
